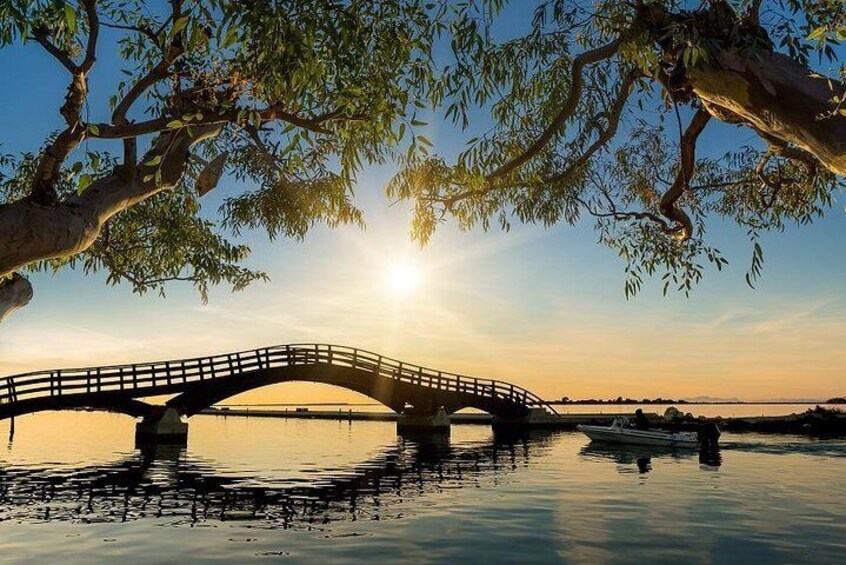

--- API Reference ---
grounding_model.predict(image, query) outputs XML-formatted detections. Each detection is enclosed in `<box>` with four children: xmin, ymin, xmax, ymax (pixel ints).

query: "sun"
<box><xmin>385</xmin><ymin>261</ymin><xmax>420</xmax><ymax>295</ymax></box>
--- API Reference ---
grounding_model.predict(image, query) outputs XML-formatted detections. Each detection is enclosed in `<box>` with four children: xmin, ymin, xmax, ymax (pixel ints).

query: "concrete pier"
<box><xmin>396</xmin><ymin>407</ymin><xmax>451</xmax><ymax>434</ymax></box>
<box><xmin>492</xmin><ymin>408</ymin><xmax>561</xmax><ymax>429</ymax></box>
<box><xmin>135</xmin><ymin>407</ymin><xmax>189</xmax><ymax>446</ymax></box>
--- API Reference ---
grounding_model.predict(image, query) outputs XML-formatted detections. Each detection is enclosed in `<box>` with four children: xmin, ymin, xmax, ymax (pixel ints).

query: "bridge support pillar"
<box><xmin>135</xmin><ymin>407</ymin><xmax>188</xmax><ymax>446</ymax></box>
<box><xmin>397</xmin><ymin>407</ymin><xmax>450</xmax><ymax>435</ymax></box>
<box><xmin>492</xmin><ymin>408</ymin><xmax>559</xmax><ymax>429</ymax></box>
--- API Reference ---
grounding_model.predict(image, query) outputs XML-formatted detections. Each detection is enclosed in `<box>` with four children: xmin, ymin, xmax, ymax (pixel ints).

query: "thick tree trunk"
<box><xmin>0</xmin><ymin>274</ymin><xmax>33</xmax><ymax>322</ymax></box>
<box><xmin>0</xmin><ymin>125</ymin><xmax>220</xmax><ymax>322</ymax></box>
<box><xmin>690</xmin><ymin>47</ymin><xmax>846</xmax><ymax>176</ymax></box>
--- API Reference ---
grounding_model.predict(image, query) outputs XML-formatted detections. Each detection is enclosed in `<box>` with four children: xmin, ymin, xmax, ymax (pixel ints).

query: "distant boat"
<box><xmin>577</xmin><ymin>419</ymin><xmax>700</xmax><ymax>448</ymax></box>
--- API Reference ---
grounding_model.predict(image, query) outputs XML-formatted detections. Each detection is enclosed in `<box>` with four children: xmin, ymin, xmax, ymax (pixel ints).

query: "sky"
<box><xmin>1</xmin><ymin>6</ymin><xmax>845</xmax><ymax>403</ymax></box>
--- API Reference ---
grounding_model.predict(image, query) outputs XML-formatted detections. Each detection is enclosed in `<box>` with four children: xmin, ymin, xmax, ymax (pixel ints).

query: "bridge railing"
<box><xmin>0</xmin><ymin>344</ymin><xmax>557</xmax><ymax>415</ymax></box>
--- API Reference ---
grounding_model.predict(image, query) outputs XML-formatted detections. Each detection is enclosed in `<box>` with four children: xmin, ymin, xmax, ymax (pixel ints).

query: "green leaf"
<box><xmin>145</xmin><ymin>155</ymin><xmax>163</xmax><ymax>167</ymax></box>
<box><xmin>86</xmin><ymin>123</ymin><xmax>100</xmax><ymax>136</ymax></box>
<box><xmin>189</xmin><ymin>24</ymin><xmax>210</xmax><ymax>50</ymax></box>
<box><xmin>77</xmin><ymin>173</ymin><xmax>92</xmax><ymax>195</ymax></box>
<box><xmin>222</xmin><ymin>26</ymin><xmax>240</xmax><ymax>49</ymax></box>
<box><xmin>807</xmin><ymin>26</ymin><xmax>828</xmax><ymax>41</ymax></box>
<box><xmin>64</xmin><ymin>4</ymin><xmax>77</xmax><ymax>34</ymax></box>
<box><xmin>170</xmin><ymin>16</ymin><xmax>190</xmax><ymax>38</ymax></box>
<box><xmin>166</xmin><ymin>120</ymin><xmax>184</xmax><ymax>129</ymax></box>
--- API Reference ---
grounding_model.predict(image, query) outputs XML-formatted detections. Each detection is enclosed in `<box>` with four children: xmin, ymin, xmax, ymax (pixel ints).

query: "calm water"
<box><xmin>0</xmin><ymin>412</ymin><xmax>844</xmax><ymax>563</ymax></box>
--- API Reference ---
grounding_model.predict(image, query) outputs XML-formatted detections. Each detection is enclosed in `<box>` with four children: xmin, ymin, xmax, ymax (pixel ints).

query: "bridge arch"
<box><xmin>0</xmin><ymin>396</ymin><xmax>155</xmax><ymax>421</ymax></box>
<box><xmin>0</xmin><ymin>344</ymin><xmax>557</xmax><ymax>422</ymax></box>
<box><xmin>164</xmin><ymin>363</ymin><xmax>526</xmax><ymax>418</ymax></box>
<box><xmin>165</xmin><ymin>364</ymin><xmax>409</xmax><ymax>416</ymax></box>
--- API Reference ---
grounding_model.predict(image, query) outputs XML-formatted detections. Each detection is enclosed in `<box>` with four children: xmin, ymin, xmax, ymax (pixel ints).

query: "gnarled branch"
<box><xmin>0</xmin><ymin>274</ymin><xmax>34</xmax><ymax>323</ymax></box>
<box><xmin>486</xmin><ymin>27</ymin><xmax>635</xmax><ymax>181</ymax></box>
<box><xmin>658</xmin><ymin>109</ymin><xmax>711</xmax><ymax>240</ymax></box>
<box><xmin>28</xmin><ymin>1</ymin><xmax>100</xmax><ymax>205</ymax></box>
<box><xmin>0</xmin><ymin>125</ymin><xmax>221</xmax><ymax>282</ymax></box>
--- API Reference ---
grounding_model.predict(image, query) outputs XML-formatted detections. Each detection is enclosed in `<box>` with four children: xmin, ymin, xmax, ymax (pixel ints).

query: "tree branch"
<box><xmin>28</xmin><ymin>1</ymin><xmax>100</xmax><ymax>204</ymax></box>
<box><xmin>101</xmin><ymin>21</ymin><xmax>160</xmax><ymax>46</ymax></box>
<box><xmin>432</xmin><ymin>70</ymin><xmax>639</xmax><ymax>211</ymax></box>
<box><xmin>542</xmin><ymin>71</ymin><xmax>639</xmax><ymax>185</ymax></box>
<box><xmin>80</xmin><ymin>0</ymin><xmax>99</xmax><ymax>73</ymax></box>
<box><xmin>0</xmin><ymin>274</ymin><xmax>34</xmax><ymax>323</ymax></box>
<box><xmin>2</xmin><ymin>125</ymin><xmax>222</xmax><ymax>281</ymax></box>
<box><xmin>486</xmin><ymin>28</ymin><xmax>635</xmax><ymax>181</ymax></box>
<box><xmin>753</xmin><ymin>132</ymin><xmax>819</xmax><ymax>210</ymax></box>
<box><xmin>92</xmin><ymin>103</ymin><xmax>342</xmax><ymax>140</ymax></box>
<box><xmin>30</xmin><ymin>29</ymin><xmax>77</xmax><ymax>73</ymax></box>
<box><xmin>658</xmin><ymin>109</ymin><xmax>711</xmax><ymax>240</ymax></box>
<box><xmin>746</xmin><ymin>0</ymin><xmax>765</xmax><ymax>25</ymax></box>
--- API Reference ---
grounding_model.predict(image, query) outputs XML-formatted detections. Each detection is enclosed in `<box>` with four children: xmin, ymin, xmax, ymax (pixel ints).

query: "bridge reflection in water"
<box><xmin>0</xmin><ymin>430</ymin><xmax>557</xmax><ymax>527</ymax></box>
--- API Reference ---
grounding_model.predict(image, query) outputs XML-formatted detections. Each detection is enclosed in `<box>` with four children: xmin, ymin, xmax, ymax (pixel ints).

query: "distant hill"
<box><xmin>551</xmin><ymin>397</ymin><xmax>687</xmax><ymax>405</ymax></box>
<box><xmin>827</xmin><ymin>397</ymin><xmax>846</xmax><ymax>404</ymax></box>
<box><xmin>683</xmin><ymin>396</ymin><xmax>743</xmax><ymax>403</ymax></box>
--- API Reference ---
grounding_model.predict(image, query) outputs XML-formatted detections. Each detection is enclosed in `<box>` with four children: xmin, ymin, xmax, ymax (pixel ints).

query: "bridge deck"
<box><xmin>0</xmin><ymin>344</ymin><xmax>557</xmax><ymax>419</ymax></box>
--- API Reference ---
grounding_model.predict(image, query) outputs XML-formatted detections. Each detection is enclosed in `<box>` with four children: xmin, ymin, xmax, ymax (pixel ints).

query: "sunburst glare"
<box><xmin>385</xmin><ymin>260</ymin><xmax>421</xmax><ymax>296</ymax></box>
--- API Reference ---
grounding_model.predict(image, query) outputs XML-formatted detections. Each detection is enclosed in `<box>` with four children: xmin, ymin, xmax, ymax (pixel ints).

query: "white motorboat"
<box><xmin>577</xmin><ymin>418</ymin><xmax>699</xmax><ymax>448</ymax></box>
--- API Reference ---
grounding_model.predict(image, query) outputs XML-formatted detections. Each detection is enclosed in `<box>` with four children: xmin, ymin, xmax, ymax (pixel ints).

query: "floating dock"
<box><xmin>197</xmin><ymin>407</ymin><xmax>642</xmax><ymax>429</ymax></box>
<box><xmin>197</xmin><ymin>407</ymin><xmax>846</xmax><ymax>434</ymax></box>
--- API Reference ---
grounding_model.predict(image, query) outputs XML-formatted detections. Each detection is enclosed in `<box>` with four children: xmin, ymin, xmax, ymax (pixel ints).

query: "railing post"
<box><xmin>376</xmin><ymin>355</ymin><xmax>382</xmax><ymax>375</ymax></box>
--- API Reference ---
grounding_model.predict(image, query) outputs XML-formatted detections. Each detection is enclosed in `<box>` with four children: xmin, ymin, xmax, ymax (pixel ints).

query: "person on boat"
<box><xmin>634</xmin><ymin>409</ymin><xmax>650</xmax><ymax>430</ymax></box>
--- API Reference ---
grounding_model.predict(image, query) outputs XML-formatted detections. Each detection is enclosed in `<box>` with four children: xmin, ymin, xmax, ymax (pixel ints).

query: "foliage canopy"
<box><xmin>0</xmin><ymin>0</ymin><xmax>845</xmax><ymax>320</ymax></box>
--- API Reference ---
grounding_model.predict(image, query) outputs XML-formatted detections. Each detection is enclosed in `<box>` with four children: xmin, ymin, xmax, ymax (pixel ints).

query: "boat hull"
<box><xmin>577</xmin><ymin>424</ymin><xmax>699</xmax><ymax>448</ymax></box>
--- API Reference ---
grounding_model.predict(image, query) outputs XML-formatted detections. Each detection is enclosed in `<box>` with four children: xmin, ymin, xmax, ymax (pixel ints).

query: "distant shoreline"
<box><xmin>547</xmin><ymin>401</ymin><xmax>842</xmax><ymax>406</ymax></box>
<box><xmin>216</xmin><ymin>401</ymin><xmax>843</xmax><ymax>408</ymax></box>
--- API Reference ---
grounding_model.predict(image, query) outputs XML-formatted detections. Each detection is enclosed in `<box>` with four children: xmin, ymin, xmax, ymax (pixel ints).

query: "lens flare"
<box><xmin>385</xmin><ymin>261</ymin><xmax>420</xmax><ymax>295</ymax></box>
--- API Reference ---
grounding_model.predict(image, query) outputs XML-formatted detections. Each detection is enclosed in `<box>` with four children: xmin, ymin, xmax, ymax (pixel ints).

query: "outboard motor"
<box><xmin>697</xmin><ymin>422</ymin><xmax>721</xmax><ymax>450</ymax></box>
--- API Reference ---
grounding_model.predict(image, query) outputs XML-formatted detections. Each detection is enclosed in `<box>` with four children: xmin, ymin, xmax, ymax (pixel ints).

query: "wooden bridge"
<box><xmin>0</xmin><ymin>344</ymin><xmax>558</xmax><ymax>441</ymax></box>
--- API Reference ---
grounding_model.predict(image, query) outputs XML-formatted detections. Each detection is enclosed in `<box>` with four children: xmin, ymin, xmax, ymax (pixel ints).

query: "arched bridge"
<box><xmin>0</xmin><ymin>344</ymin><xmax>557</xmax><ymax>429</ymax></box>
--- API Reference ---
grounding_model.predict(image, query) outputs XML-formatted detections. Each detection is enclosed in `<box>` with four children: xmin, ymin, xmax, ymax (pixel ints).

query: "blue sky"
<box><xmin>1</xmin><ymin>7</ymin><xmax>844</xmax><ymax>401</ymax></box>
